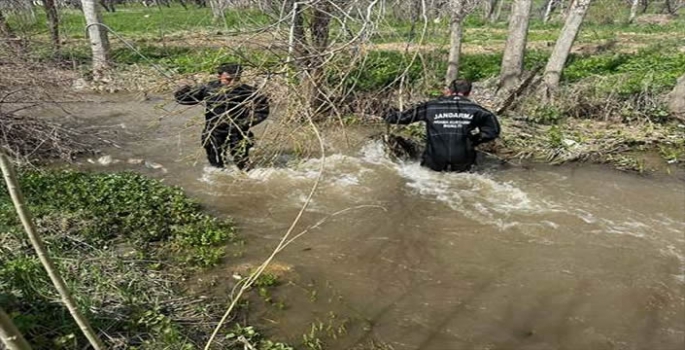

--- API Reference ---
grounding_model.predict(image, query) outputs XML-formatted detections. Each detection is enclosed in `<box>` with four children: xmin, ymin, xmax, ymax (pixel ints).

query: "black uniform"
<box><xmin>175</xmin><ymin>81</ymin><xmax>270</xmax><ymax>170</ymax></box>
<box><xmin>384</xmin><ymin>95</ymin><xmax>500</xmax><ymax>172</ymax></box>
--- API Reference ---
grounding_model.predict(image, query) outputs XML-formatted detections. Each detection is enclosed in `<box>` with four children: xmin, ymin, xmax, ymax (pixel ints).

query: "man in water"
<box><xmin>174</xmin><ymin>63</ymin><xmax>270</xmax><ymax>171</ymax></box>
<box><xmin>383</xmin><ymin>79</ymin><xmax>500</xmax><ymax>172</ymax></box>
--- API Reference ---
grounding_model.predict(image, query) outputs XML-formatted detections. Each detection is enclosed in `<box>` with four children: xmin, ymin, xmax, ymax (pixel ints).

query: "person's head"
<box><xmin>445</xmin><ymin>79</ymin><xmax>472</xmax><ymax>97</ymax></box>
<box><xmin>216</xmin><ymin>63</ymin><xmax>243</xmax><ymax>85</ymax></box>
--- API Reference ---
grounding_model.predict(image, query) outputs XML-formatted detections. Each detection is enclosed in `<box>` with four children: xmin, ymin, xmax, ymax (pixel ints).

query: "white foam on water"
<box><xmin>660</xmin><ymin>245</ymin><xmax>685</xmax><ymax>284</ymax></box>
<box><xmin>199</xmin><ymin>165</ymin><xmax>232</xmax><ymax>184</ymax></box>
<box><xmin>360</xmin><ymin>140</ymin><xmax>394</xmax><ymax>165</ymax></box>
<box><xmin>391</xmin><ymin>161</ymin><xmax>561</xmax><ymax>229</ymax></box>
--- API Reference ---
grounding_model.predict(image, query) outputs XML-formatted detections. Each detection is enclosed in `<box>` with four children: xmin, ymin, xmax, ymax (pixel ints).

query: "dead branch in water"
<box><xmin>0</xmin><ymin>108</ymin><xmax>115</xmax><ymax>163</ymax></box>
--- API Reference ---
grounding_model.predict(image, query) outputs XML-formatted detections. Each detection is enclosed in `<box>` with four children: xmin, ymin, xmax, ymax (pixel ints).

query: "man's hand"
<box><xmin>380</xmin><ymin>106</ymin><xmax>400</xmax><ymax>122</ymax></box>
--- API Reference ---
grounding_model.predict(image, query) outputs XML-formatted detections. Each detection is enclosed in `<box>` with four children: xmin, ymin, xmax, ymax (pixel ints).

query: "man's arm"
<box><xmin>234</xmin><ymin>92</ymin><xmax>270</xmax><ymax>130</ymax></box>
<box><xmin>471</xmin><ymin>108</ymin><xmax>500</xmax><ymax>146</ymax></box>
<box><xmin>383</xmin><ymin>102</ymin><xmax>428</xmax><ymax>125</ymax></box>
<box><xmin>174</xmin><ymin>84</ymin><xmax>207</xmax><ymax>105</ymax></box>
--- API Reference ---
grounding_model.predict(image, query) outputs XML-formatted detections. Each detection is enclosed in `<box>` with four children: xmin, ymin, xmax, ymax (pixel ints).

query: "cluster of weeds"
<box><xmin>8</xmin><ymin>169</ymin><xmax>237</xmax><ymax>266</ymax></box>
<box><xmin>301</xmin><ymin>313</ymin><xmax>350</xmax><ymax>350</ymax></box>
<box><xmin>251</xmin><ymin>272</ymin><xmax>286</xmax><ymax>309</ymax></box>
<box><xmin>0</xmin><ymin>168</ymin><xmax>286</xmax><ymax>349</ymax></box>
<box><xmin>224</xmin><ymin>324</ymin><xmax>293</xmax><ymax>350</ymax></box>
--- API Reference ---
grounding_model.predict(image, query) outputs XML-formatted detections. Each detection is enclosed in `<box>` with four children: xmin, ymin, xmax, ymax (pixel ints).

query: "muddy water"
<box><xmin>40</xmin><ymin>93</ymin><xmax>685</xmax><ymax>349</ymax></box>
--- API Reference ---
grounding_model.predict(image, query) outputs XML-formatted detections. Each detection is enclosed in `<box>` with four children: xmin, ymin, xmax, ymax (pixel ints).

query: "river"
<box><xmin>38</xmin><ymin>93</ymin><xmax>685</xmax><ymax>349</ymax></box>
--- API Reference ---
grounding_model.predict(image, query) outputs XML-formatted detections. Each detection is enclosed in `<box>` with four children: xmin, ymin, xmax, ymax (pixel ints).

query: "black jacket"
<box><xmin>174</xmin><ymin>81</ymin><xmax>270</xmax><ymax>132</ymax></box>
<box><xmin>384</xmin><ymin>95</ymin><xmax>500</xmax><ymax>170</ymax></box>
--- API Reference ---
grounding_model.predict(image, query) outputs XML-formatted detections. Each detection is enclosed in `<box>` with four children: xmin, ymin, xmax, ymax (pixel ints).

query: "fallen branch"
<box><xmin>0</xmin><ymin>110</ymin><xmax>113</xmax><ymax>162</ymax></box>
<box><xmin>496</xmin><ymin>64</ymin><xmax>544</xmax><ymax>115</ymax></box>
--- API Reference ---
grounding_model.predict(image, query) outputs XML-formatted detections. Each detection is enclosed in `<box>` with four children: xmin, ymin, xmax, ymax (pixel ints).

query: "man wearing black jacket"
<box><xmin>174</xmin><ymin>63</ymin><xmax>269</xmax><ymax>171</ymax></box>
<box><xmin>384</xmin><ymin>79</ymin><xmax>500</xmax><ymax>172</ymax></box>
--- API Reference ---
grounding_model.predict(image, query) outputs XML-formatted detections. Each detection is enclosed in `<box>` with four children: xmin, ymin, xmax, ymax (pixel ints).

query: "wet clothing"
<box><xmin>174</xmin><ymin>81</ymin><xmax>269</xmax><ymax>170</ymax></box>
<box><xmin>384</xmin><ymin>95</ymin><xmax>500</xmax><ymax>172</ymax></box>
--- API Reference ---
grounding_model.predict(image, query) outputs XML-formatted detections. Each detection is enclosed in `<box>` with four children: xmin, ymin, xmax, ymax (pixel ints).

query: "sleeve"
<box><xmin>174</xmin><ymin>84</ymin><xmax>206</xmax><ymax>105</ymax></box>
<box><xmin>471</xmin><ymin>108</ymin><xmax>501</xmax><ymax>146</ymax></box>
<box><xmin>383</xmin><ymin>102</ymin><xmax>428</xmax><ymax>125</ymax></box>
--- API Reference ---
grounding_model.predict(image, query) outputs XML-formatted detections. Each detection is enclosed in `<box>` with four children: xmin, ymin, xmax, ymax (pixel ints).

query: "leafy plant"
<box><xmin>0</xmin><ymin>169</ymin><xmax>251</xmax><ymax>349</ymax></box>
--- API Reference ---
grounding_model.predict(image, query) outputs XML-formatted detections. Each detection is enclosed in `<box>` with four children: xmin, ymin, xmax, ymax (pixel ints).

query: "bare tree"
<box><xmin>542</xmin><ymin>0</ymin><xmax>592</xmax><ymax>97</ymax></box>
<box><xmin>446</xmin><ymin>0</ymin><xmax>481</xmax><ymax>85</ymax></box>
<box><xmin>81</xmin><ymin>0</ymin><xmax>111</xmax><ymax>78</ymax></box>
<box><xmin>482</xmin><ymin>0</ymin><xmax>499</xmax><ymax>20</ymax></box>
<box><xmin>629</xmin><ymin>0</ymin><xmax>640</xmax><ymax>22</ymax></box>
<box><xmin>542</xmin><ymin>0</ymin><xmax>556</xmax><ymax>23</ymax></box>
<box><xmin>499</xmin><ymin>0</ymin><xmax>532</xmax><ymax>92</ymax></box>
<box><xmin>42</xmin><ymin>0</ymin><xmax>60</xmax><ymax>50</ymax></box>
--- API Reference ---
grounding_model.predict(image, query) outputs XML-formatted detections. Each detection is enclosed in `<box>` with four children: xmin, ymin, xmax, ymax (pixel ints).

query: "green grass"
<box><xmin>564</xmin><ymin>46</ymin><xmax>685</xmax><ymax>95</ymax></box>
<box><xmin>0</xmin><ymin>169</ymin><xmax>301</xmax><ymax>349</ymax></box>
<box><xmin>7</xmin><ymin>4</ymin><xmax>270</xmax><ymax>38</ymax></box>
<box><xmin>2</xmin><ymin>169</ymin><xmax>237</xmax><ymax>266</ymax></box>
<box><xmin>0</xmin><ymin>169</ymin><xmax>246</xmax><ymax>349</ymax></box>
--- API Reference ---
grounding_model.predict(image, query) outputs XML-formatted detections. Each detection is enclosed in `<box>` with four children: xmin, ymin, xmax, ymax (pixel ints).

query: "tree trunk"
<box><xmin>310</xmin><ymin>1</ymin><xmax>332</xmax><ymax>52</ymax></box>
<box><xmin>408</xmin><ymin>0</ymin><xmax>422</xmax><ymax>41</ymax></box>
<box><xmin>629</xmin><ymin>0</ymin><xmax>640</xmax><ymax>23</ymax></box>
<box><xmin>499</xmin><ymin>0</ymin><xmax>533</xmax><ymax>92</ymax></box>
<box><xmin>42</xmin><ymin>0</ymin><xmax>60</xmax><ymax>51</ymax></box>
<box><xmin>559</xmin><ymin>0</ymin><xmax>571</xmax><ymax>19</ymax></box>
<box><xmin>0</xmin><ymin>8</ymin><xmax>13</xmax><ymax>38</ymax></box>
<box><xmin>543</xmin><ymin>0</ymin><xmax>555</xmax><ymax>23</ymax></box>
<box><xmin>491</xmin><ymin>0</ymin><xmax>505</xmax><ymax>22</ymax></box>
<box><xmin>0</xmin><ymin>153</ymin><xmax>105</xmax><ymax>350</ymax></box>
<box><xmin>0</xmin><ymin>307</ymin><xmax>32</xmax><ymax>350</ymax></box>
<box><xmin>99</xmin><ymin>0</ymin><xmax>114</xmax><ymax>12</ymax></box>
<box><xmin>446</xmin><ymin>15</ymin><xmax>464</xmax><ymax>85</ymax></box>
<box><xmin>542</xmin><ymin>0</ymin><xmax>592</xmax><ymax>97</ymax></box>
<box><xmin>307</xmin><ymin>0</ymin><xmax>333</xmax><ymax>116</ymax></box>
<box><xmin>287</xmin><ymin>0</ymin><xmax>307</xmax><ymax>65</ymax></box>
<box><xmin>81</xmin><ymin>0</ymin><xmax>110</xmax><ymax>78</ymax></box>
<box><xmin>483</xmin><ymin>0</ymin><xmax>499</xmax><ymax>20</ymax></box>
<box><xmin>667</xmin><ymin>73</ymin><xmax>685</xmax><ymax>119</ymax></box>
<box><xmin>209</xmin><ymin>0</ymin><xmax>224</xmax><ymax>20</ymax></box>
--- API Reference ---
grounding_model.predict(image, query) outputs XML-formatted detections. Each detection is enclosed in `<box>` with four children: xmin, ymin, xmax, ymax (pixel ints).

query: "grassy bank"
<box><xmin>0</xmin><ymin>168</ymin><xmax>291</xmax><ymax>349</ymax></box>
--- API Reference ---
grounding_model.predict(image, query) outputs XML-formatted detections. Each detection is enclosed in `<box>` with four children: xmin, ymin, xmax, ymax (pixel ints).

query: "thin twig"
<box><xmin>0</xmin><ymin>152</ymin><xmax>105</xmax><ymax>350</ymax></box>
